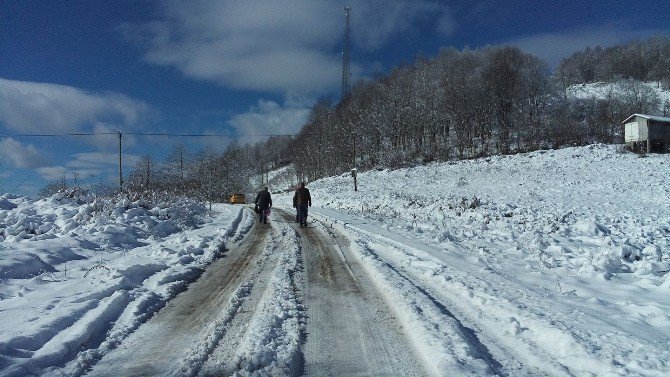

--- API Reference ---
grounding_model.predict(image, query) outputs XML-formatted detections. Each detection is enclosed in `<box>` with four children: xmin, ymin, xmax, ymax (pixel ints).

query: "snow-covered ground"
<box><xmin>251</xmin><ymin>165</ymin><xmax>297</xmax><ymax>194</ymax></box>
<box><xmin>567</xmin><ymin>81</ymin><xmax>670</xmax><ymax>105</ymax></box>
<box><xmin>2</xmin><ymin>143</ymin><xmax>669</xmax><ymax>376</ymax></box>
<box><xmin>274</xmin><ymin>144</ymin><xmax>670</xmax><ymax>375</ymax></box>
<box><xmin>0</xmin><ymin>194</ymin><xmax>253</xmax><ymax>376</ymax></box>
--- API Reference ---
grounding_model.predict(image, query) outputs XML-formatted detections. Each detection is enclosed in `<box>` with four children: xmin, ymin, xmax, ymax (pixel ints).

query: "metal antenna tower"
<box><xmin>341</xmin><ymin>6</ymin><xmax>352</xmax><ymax>100</ymax></box>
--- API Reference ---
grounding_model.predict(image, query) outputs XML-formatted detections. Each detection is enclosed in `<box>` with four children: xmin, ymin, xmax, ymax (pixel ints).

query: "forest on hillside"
<box><xmin>291</xmin><ymin>37</ymin><xmax>670</xmax><ymax>181</ymax></box>
<box><xmin>555</xmin><ymin>36</ymin><xmax>670</xmax><ymax>87</ymax></box>
<box><xmin>42</xmin><ymin>36</ymin><xmax>670</xmax><ymax>198</ymax></box>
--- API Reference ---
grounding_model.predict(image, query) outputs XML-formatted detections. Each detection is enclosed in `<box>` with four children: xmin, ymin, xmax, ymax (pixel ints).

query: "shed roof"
<box><xmin>622</xmin><ymin>113</ymin><xmax>670</xmax><ymax>124</ymax></box>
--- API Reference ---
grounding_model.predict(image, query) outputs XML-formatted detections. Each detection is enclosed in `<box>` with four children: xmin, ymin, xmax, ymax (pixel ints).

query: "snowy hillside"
<box><xmin>567</xmin><ymin>81</ymin><xmax>670</xmax><ymax>104</ymax></box>
<box><xmin>250</xmin><ymin>165</ymin><xmax>297</xmax><ymax>194</ymax></box>
<box><xmin>280</xmin><ymin>144</ymin><xmax>670</xmax><ymax>280</ymax></box>
<box><xmin>275</xmin><ymin>144</ymin><xmax>670</xmax><ymax>374</ymax></box>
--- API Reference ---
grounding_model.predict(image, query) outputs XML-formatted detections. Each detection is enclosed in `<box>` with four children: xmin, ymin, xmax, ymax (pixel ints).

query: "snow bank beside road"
<box><xmin>0</xmin><ymin>194</ymin><xmax>252</xmax><ymax>376</ymax></box>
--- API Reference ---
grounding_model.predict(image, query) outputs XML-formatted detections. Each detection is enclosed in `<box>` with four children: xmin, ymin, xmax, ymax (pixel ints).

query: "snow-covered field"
<box><xmin>2</xmin><ymin>143</ymin><xmax>669</xmax><ymax>376</ymax></box>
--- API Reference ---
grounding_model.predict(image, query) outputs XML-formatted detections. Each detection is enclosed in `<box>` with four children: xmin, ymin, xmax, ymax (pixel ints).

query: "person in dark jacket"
<box><xmin>291</xmin><ymin>184</ymin><xmax>303</xmax><ymax>223</ymax></box>
<box><xmin>292</xmin><ymin>182</ymin><xmax>311</xmax><ymax>228</ymax></box>
<box><xmin>254</xmin><ymin>187</ymin><xmax>272</xmax><ymax>224</ymax></box>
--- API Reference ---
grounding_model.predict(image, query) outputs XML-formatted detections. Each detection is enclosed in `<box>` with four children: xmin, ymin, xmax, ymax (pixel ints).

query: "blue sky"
<box><xmin>1</xmin><ymin>0</ymin><xmax>669</xmax><ymax>196</ymax></box>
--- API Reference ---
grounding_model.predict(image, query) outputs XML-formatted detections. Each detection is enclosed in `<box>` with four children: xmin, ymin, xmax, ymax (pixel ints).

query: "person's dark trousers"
<box><xmin>298</xmin><ymin>204</ymin><xmax>308</xmax><ymax>227</ymax></box>
<box><xmin>259</xmin><ymin>208</ymin><xmax>267</xmax><ymax>223</ymax></box>
<box><xmin>295</xmin><ymin>209</ymin><xmax>299</xmax><ymax>223</ymax></box>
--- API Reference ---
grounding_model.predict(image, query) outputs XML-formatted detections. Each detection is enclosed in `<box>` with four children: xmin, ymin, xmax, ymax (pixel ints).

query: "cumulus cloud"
<box><xmin>67</xmin><ymin>152</ymin><xmax>119</xmax><ymax>169</ymax></box>
<box><xmin>34</xmin><ymin>166</ymin><xmax>69</xmax><ymax>182</ymax></box>
<box><xmin>67</xmin><ymin>152</ymin><xmax>138</xmax><ymax>182</ymax></box>
<box><xmin>35</xmin><ymin>152</ymin><xmax>142</xmax><ymax>183</ymax></box>
<box><xmin>0</xmin><ymin>78</ymin><xmax>154</xmax><ymax>134</ymax></box>
<box><xmin>121</xmin><ymin>0</ymin><xmax>455</xmax><ymax>94</ymax></box>
<box><xmin>88</xmin><ymin>122</ymin><xmax>140</xmax><ymax>151</ymax></box>
<box><xmin>229</xmin><ymin>99</ymin><xmax>311</xmax><ymax>143</ymax></box>
<box><xmin>506</xmin><ymin>25</ymin><xmax>668</xmax><ymax>68</ymax></box>
<box><xmin>351</xmin><ymin>1</ymin><xmax>455</xmax><ymax>50</ymax></box>
<box><xmin>0</xmin><ymin>138</ymin><xmax>49</xmax><ymax>169</ymax></box>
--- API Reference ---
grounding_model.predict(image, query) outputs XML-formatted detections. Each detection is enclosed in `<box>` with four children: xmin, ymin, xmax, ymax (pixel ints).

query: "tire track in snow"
<box><xmin>67</xmin><ymin>205</ymin><xmax>257</xmax><ymax>376</ymax></box>
<box><xmin>84</xmin><ymin>214</ymin><xmax>270</xmax><ymax>376</ymax></box>
<box><xmin>223</xmin><ymin>222</ymin><xmax>305</xmax><ymax>376</ymax></box>
<box><xmin>190</xmin><ymin>222</ymin><xmax>304</xmax><ymax>376</ymax></box>
<box><xmin>293</xmin><ymin>211</ymin><xmax>428</xmax><ymax>377</ymax></box>
<box><xmin>4</xmin><ymin>291</ymin><xmax>131</xmax><ymax>377</ymax></box>
<box><xmin>323</xmin><ymin>213</ymin><xmax>564</xmax><ymax>376</ymax></box>
<box><xmin>360</xmin><ymin>241</ymin><xmax>506</xmax><ymax>376</ymax></box>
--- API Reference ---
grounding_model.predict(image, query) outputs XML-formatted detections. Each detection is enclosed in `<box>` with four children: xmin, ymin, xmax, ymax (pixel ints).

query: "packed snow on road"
<box><xmin>1</xmin><ymin>143</ymin><xmax>669</xmax><ymax>376</ymax></box>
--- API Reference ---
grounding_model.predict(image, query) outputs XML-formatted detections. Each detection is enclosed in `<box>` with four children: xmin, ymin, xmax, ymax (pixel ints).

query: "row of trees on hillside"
<box><xmin>291</xmin><ymin>43</ymin><xmax>667</xmax><ymax>181</ymax></box>
<box><xmin>40</xmin><ymin>135</ymin><xmax>294</xmax><ymax>199</ymax></box>
<box><xmin>555</xmin><ymin>36</ymin><xmax>670</xmax><ymax>88</ymax></box>
<box><xmin>123</xmin><ymin>136</ymin><xmax>294</xmax><ymax>201</ymax></box>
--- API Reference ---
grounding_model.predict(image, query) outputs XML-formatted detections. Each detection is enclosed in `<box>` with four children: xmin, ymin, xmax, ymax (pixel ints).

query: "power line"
<box><xmin>0</xmin><ymin>132</ymin><xmax>294</xmax><ymax>138</ymax></box>
<box><xmin>342</xmin><ymin>6</ymin><xmax>352</xmax><ymax>100</ymax></box>
<box><xmin>124</xmin><ymin>132</ymin><xmax>293</xmax><ymax>137</ymax></box>
<box><xmin>1</xmin><ymin>130</ymin><xmax>296</xmax><ymax>194</ymax></box>
<box><xmin>0</xmin><ymin>132</ymin><xmax>118</xmax><ymax>137</ymax></box>
<box><xmin>9</xmin><ymin>172</ymin><xmax>31</xmax><ymax>194</ymax></box>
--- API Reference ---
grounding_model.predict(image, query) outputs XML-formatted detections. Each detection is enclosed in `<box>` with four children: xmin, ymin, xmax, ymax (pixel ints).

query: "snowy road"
<box><xmin>84</xmin><ymin>208</ymin><xmax>427</xmax><ymax>376</ymax></box>
<box><xmin>80</xmin><ymin>196</ymin><xmax>668</xmax><ymax>376</ymax></box>
<box><xmin>290</xmin><ymin>210</ymin><xmax>426</xmax><ymax>377</ymax></box>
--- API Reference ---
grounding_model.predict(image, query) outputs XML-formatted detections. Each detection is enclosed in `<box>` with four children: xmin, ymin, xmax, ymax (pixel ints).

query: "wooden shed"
<box><xmin>622</xmin><ymin>114</ymin><xmax>670</xmax><ymax>153</ymax></box>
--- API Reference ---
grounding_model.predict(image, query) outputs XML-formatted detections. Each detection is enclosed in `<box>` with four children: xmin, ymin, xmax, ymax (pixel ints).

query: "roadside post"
<box><xmin>351</xmin><ymin>168</ymin><xmax>357</xmax><ymax>191</ymax></box>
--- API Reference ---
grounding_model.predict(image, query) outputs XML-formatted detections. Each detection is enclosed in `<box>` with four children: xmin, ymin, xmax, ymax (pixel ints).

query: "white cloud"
<box><xmin>67</xmin><ymin>152</ymin><xmax>120</xmax><ymax>169</ymax></box>
<box><xmin>0</xmin><ymin>78</ymin><xmax>153</xmax><ymax>134</ymax></box>
<box><xmin>351</xmin><ymin>1</ymin><xmax>454</xmax><ymax>50</ymax></box>
<box><xmin>505</xmin><ymin>25</ymin><xmax>668</xmax><ymax>68</ymax></box>
<box><xmin>0</xmin><ymin>138</ymin><xmax>49</xmax><ymax>169</ymax></box>
<box><xmin>121</xmin><ymin>0</ymin><xmax>455</xmax><ymax>95</ymax></box>
<box><xmin>35</xmin><ymin>152</ymin><xmax>142</xmax><ymax>183</ymax></box>
<box><xmin>88</xmin><ymin>122</ymin><xmax>140</xmax><ymax>151</ymax></box>
<box><xmin>229</xmin><ymin>99</ymin><xmax>311</xmax><ymax>144</ymax></box>
<box><xmin>35</xmin><ymin>166</ymin><xmax>69</xmax><ymax>182</ymax></box>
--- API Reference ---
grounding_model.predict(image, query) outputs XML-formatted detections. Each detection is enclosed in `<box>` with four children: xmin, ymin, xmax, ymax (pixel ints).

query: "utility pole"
<box><xmin>343</xmin><ymin>6</ymin><xmax>357</xmax><ymax>191</ymax></box>
<box><xmin>208</xmin><ymin>154</ymin><xmax>214</xmax><ymax>214</ymax></box>
<box><xmin>118</xmin><ymin>130</ymin><xmax>123</xmax><ymax>192</ymax></box>
<box><xmin>145</xmin><ymin>158</ymin><xmax>151</xmax><ymax>191</ymax></box>
<box><xmin>341</xmin><ymin>6</ymin><xmax>352</xmax><ymax>100</ymax></box>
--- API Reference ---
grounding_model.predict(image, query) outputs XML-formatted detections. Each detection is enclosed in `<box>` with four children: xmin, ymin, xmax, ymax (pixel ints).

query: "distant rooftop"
<box><xmin>622</xmin><ymin>114</ymin><xmax>670</xmax><ymax>124</ymax></box>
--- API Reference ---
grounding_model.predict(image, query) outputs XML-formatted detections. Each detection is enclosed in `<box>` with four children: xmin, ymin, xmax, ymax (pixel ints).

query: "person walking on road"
<box><xmin>293</xmin><ymin>182</ymin><xmax>311</xmax><ymax>228</ymax></box>
<box><xmin>292</xmin><ymin>186</ymin><xmax>300</xmax><ymax>223</ymax></box>
<box><xmin>254</xmin><ymin>186</ymin><xmax>272</xmax><ymax>224</ymax></box>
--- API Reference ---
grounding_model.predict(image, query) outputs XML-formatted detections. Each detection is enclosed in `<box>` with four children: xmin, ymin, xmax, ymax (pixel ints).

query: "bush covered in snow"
<box><xmin>0</xmin><ymin>191</ymin><xmax>207</xmax><ymax>243</ymax></box>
